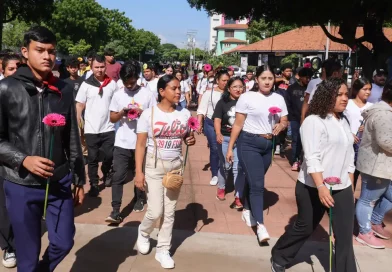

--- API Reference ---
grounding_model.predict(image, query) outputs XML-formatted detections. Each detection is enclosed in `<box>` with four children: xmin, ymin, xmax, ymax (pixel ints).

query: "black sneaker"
<box><xmin>105</xmin><ymin>211</ymin><xmax>123</xmax><ymax>224</ymax></box>
<box><xmin>133</xmin><ymin>199</ymin><xmax>145</xmax><ymax>212</ymax></box>
<box><xmin>271</xmin><ymin>258</ymin><xmax>285</xmax><ymax>272</ymax></box>
<box><xmin>88</xmin><ymin>185</ymin><xmax>100</xmax><ymax>197</ymax></box>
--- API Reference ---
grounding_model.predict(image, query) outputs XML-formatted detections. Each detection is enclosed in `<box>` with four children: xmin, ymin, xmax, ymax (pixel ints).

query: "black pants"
<box><xmin>0</xmin><ymin>177</ymin><xmax>14</xmax><ymax>251</ymax></box>
<box><xmin>272</xmin><ymin>182</ymin><xmax>356</xmax><ymax>272</ymax></box>
<box><xmin>112</xmin><ymin>147</ymin><xmax>145</xmax><ymax>211</ymax></box>
<box><xmin>85</xmin><ymin>131</ymin><xmax>115</xmax><ymax>186</ymax></box>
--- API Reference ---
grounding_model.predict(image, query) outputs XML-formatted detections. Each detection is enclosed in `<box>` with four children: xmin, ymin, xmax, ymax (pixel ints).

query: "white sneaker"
<box><xmin>274</xmin><ymin>145</ymin><xmax>280</xmax><ymax>155</ymax></box>
<box><xmin>2</xmin><ymin>249</ymin><xmax>16</xmax><ymax>268</ymax></box>
<box><xmin>209</xmin><ymin>176</ymin><xmax>218</xmax><ymax>186</ymax></box>
<box><xmin>137</xmin><ymin>225</ymin><xmax>150</xmax><ymax>255</ymax></box>
<box><xmin>155</xmin><ymin>250</ymin><xmax>175</xmax><ymax>269</ymax></box>
<box><xmin>257</xmin><ymin>224</ymin><xmax>270</xmax><ymax>243</ymax></box>
<box><xmin>242</xmin><ymin>209</ymin><xmax>257</xmax><ymax>227</ymax></box>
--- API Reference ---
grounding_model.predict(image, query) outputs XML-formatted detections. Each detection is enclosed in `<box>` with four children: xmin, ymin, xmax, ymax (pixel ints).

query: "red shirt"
<box><xmin>105</xmin><ymin>62</ymin><xmax>122</xmax><ymax>82</ymax></box>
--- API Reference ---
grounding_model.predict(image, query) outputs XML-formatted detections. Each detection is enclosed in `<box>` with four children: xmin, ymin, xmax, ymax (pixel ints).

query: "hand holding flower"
<box><xmin>185</xmin><ymin>134</ymin><xmax>196</xmax><ymax>146</ymax></box>
<box><xmin>318</xmin><ymin>185</ymin><xmax>335</xmax><ymax>208</ymax></box>
<box><xmin>22</xmin><ymin>156</ymin><xmax>54</xmax><ymax>178</ymax></box>
<box><xmin>272</xmin><ymin>123</ymin><xmax>285</xmax><ymax>135</ymax></box>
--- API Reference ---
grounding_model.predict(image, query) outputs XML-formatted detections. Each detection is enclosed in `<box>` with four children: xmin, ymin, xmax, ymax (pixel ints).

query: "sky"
<box><xmin>96</xmin><ymin>0</ymin><xmax>210</xmax><ymax>49</ymax></box>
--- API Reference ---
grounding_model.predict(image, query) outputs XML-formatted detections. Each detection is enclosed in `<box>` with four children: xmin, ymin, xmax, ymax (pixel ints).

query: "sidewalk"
<box><xmin>3</xmin><ymin>125</ymin><xmax>391</xmax><ymax>271</ymax></box>
<box><xmin>1</xmin><ymin>224</ymin><xmax>391</xmax><ymax>272</ymax></box>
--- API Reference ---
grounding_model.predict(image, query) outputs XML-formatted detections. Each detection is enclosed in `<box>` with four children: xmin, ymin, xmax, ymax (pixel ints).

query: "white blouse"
<box><xmin>197</xmin><ymin>90</ymin><xmax>222</xmax><ymax>119</ymax></box>
<box><xmin>298</xmin><ymin>114</ymin><xmax>355</xmax><ymax>190</ymax></box>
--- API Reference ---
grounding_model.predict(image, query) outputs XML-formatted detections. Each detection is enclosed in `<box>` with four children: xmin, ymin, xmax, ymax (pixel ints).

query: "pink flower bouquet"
<box><xmin>182</xmin><ymin>117</ymin><xmax>200</xmax><ymax>172</ymax></box>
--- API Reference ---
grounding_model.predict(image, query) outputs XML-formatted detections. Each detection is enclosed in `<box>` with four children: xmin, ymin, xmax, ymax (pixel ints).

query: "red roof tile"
<box><xmin>221</xmin><ymin>38</ymin><xmax>247</xmax><ymax>44</ymax></box>
<box><xmin>214</xmin><ymin>24</ymin><xmax>248</xmax><ymax>30</ymax></box>
<box><xmin>225</xmin><ymin>26</ymin><xmax>392</xmax><ymax>54</ymax></box>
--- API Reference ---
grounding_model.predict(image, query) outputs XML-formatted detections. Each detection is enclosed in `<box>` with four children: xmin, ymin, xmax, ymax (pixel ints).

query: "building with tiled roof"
<box><xmin>226</xmin><ymin>26</ymin><xmax>392</xmax><ymax>67</ymax></box>
<box><xmin>213</xmin><ymin>24</ymin><xmax>249</xmax><ymax>56</ymax></box>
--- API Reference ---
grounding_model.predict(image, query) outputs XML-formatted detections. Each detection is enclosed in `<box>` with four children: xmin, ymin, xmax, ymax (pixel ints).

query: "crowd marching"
<box><xmin>0</xmin><ymin>26</ymin><xmax>391</xmax><ymax>272</ymax></box>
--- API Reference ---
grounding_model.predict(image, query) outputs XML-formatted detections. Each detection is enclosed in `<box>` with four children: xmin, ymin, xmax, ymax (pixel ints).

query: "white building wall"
<box><xmin>209</xmin><ymin>14</ymin><xmax>222</xmax><ymax>51</ymax></box>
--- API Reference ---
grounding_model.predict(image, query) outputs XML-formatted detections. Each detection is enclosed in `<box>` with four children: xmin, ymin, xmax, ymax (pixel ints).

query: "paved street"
<box><xmin>2</xmin><ymin>119</ymin><xmax>392</xmax><ymax>271</ymax></box>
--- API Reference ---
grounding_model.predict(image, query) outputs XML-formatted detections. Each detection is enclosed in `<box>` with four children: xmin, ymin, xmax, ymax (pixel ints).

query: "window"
<box><xmin>224</xmin><ymin>44</ymin><xmax>231</xmax><ymax>47</ymax></box>
<box><xmin>225</xmin><ymin>30</ymin><xmax>234</xmax><ymax>37</ymax></box>
<box><xmin>225</xmin><ymin>19</ymin><xmax>236</xmax><ymax>24</ymax></box>
<box><xmin>213</xmin><ymin>18</ymin><xmax>219</xmax><ymax>21</ymax></box>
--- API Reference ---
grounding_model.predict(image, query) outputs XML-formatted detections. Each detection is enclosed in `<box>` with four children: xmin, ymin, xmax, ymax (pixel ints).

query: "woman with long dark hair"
<box><xmin>212</xmin><ymin>77</ymin><xmax>246</xmax><ymax>207</ymax></box>
<box><xmin>344</xmin><ymin>78</ymin><xmax>372</xmax><ymax>188</ymax></box>
<box><xmin>134</xmin><ymin>75</ymin><xmax>195</xmax><ymax>269</ymax></box>
<box><xmin>271</xmin><ymin>78</ymin><xmax>356</xmax><ymax>272</ymax></box>
<box><xmin>227</xmin><ymin>65</ymin><xmax>288</xmax><ymax>241</ymax></box>
<box><xmin>197</xmin><ymin>69</ymin><xmax>230</xmax><ymax>186</ymax></box>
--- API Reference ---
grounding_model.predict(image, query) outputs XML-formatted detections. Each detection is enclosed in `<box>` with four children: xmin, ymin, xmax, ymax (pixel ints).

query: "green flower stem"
<box><xmin>43</xmin><ymin>129</ymin><xmax>54</xmax><ymax>220</ymax></box>
<box><xmin>329</xmin><ymin>186</ymin><xmax>333</xmax><ymax>272</ymax></box>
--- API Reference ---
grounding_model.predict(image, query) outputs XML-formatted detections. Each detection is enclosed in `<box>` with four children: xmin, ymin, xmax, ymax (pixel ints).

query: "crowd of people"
<box><xmin>0</xmin><ymin>25</ymin><xmax>391</xmax><ymax>272</ymax></box>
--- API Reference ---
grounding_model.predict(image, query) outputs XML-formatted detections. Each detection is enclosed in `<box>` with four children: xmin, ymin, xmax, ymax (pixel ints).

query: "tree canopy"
<box><xmin>0</xmin><ymin>0</ymin><xmax>54</xmax><ymax>48</ymax></box>
<box><xmin>188</xmin><ymin>0</ymin><xmax>392</xmax><ymax>77</ymax></box>
<box><xmin>246</xmin><ymin>19</ymin><xmax>296</xmax><ymax>44</ymax></box>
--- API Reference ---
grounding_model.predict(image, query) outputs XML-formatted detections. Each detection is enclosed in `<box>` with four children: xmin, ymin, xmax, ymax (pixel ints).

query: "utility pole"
<box><xmin>187</xmin><ymin>30</ymin><xmax>197</xmax><ymax>70</ymax></box>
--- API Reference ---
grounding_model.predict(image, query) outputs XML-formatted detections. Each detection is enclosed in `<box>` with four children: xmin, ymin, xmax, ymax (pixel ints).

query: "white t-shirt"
<box><xmin>0</xmin><ymin>74</ymin><xmax>4</xmax><ymax>81</ymax></box>
<box><xmin>84</xmin><ymin>70</ymin><xmax>93</xmax><ymax>80</ymax></box>
<box><xmin>344</xmin><ymin>100</ymin><xmax>373</xmax><ymax>134</ymax></box>
<box><xmin>118</xmin><ymin>78</ymin><xmax>158</xmax><ymax>100</ymax></box>
<box><xmin>180</xmin><ymin>80</ymin><xmax>190</xmax><ymax>102</ymax></box>
<box><xmin>197</xmin><ymin>90</ymin><xmax>223</xmax><ymax>119</ymax></box>
<box><xmin>109</xmin><ymin>86</ymin><xmax>157</xmax><ymax>149</ymax></box>
<box><xmin>306</xmin><ymin>77</ymin><xmax>322</xmax><ymax>102</ymax></box>
<box><xmin>245</xmin><ymin>80</ymin><xmax>255</xmax><ymax>92</ymax></box>
<box><xmin>368</xmin><ymin>84</ymin><xmax>383</xmax><ymax>103</ymax></box>
<box><xmin>75</xmin><ymin>80</ymin><xmax>117</xmax><ymax>134</ymax></box>
<box><xmin>137</xmin><ymin>106</ymin><xmax>191</xmax><ymax>160</ymax></box>
<box><xmin>236</xmin><ymin>91</ymin><xmax>288</xmax><ymax>134</ymax></box>
<box><xmin>197</xmin><ymin>77</ymin><xmax>208</xmax><ymax>94</ymax></box>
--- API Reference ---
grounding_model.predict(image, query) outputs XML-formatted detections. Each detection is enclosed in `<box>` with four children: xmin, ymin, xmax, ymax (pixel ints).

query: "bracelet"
<box><xmin>316</xmin><ymin>184</ymin><xmax>325</xmax><ymax>189</ymax></box>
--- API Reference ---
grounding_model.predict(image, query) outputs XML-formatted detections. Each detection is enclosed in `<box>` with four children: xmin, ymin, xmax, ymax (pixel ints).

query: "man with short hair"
<box><xmin>64</xmin><ymin>57</ymin><xmax>83</xmax><ymax>97</ymax></box>
<box><xmin>76</xmin><ymin>55</ymin><xmax>117</xmax><ymax>196</ymax></box>
<box><xmin>0</xmin><ymin>26</ymin><xmax>85</xmax><ymax>271</ymax></box>
<box><xmin>140</xmin><ymin>63</ymin><xmax>159</xmax><ymax>100</ymax></box>
<box><xmin>106</xmin><ymin>61</ymin><xmax>157</xmax><ymax>223</ymax></box>
<box><xmin>285</xmin><ymin>68</ymin><xmax>313</xmax><ymax>171</ymax></box>
<box><xmin>104</xmin><ymin>48</ymin><xmax>122</xmax><ymax>82</ymax></box>
<box><xmin>369</xmin><ymin>68</ymin><xmax>387</xmax><ymax>103</ymax></box>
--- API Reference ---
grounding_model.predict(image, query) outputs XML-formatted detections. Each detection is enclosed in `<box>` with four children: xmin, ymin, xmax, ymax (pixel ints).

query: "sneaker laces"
<box><xmin>4</xmin><ymin>251</ymin><xmax>15</xmax><ymax>260</ymax></box>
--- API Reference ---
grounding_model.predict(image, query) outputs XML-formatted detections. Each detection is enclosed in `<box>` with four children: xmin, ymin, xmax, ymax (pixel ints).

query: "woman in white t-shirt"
<box><xmin>271</xmin><ymin>78</ymin><xmax>356</xmax><ymax>271</ymax></box>
<box><xmin>344</xmin><ymin>78</ymin><xmax>372</xmax><ymax>188</ymax></box>
<box><xmin>134</xmin><ymin>75</ymin><xmax>195</xmax><ymax>269</ymax></box>
<box><xmin>175</xmin><ymin>70</ymin><xmax>190</xmax><ymax>109</ymax></box>
<box><xmin>226</xmin><ymin>65</ymin><xmax>288</xmax><ymax>243</ymax></box>
<box><xmin>197</xmin><ymin>69</ymin><xmax>230</xmax><ymax>186</ymax></box>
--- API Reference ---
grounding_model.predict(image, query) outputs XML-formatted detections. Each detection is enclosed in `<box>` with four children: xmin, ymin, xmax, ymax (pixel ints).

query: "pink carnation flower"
<box><xmin>269</xmin><ymin>107</ymin><xmax>282</xmax><ymax>115</ymax></box>
<box><xmin>323</xmin><ymin>177</ymin><xmax>342</xmax><ymax>186</ymax></box>
<box><xmin>42</xmin><ymin>113</ymin><xmax>66</xmax><ymax>127</ymax></box>
<box><xmin>127</xmin><ymin>109</ymin><xmax>139</xmax><ymax>120</ymax></box>
<box><xmin>204</xmin><ymin>64</ymin><xmax>212</xmax><ymax>72</ymax></box>
<box><xmin>188</xmin><ymin>117</ymin><xmax>200</xmax><ymax>131</ymax></box>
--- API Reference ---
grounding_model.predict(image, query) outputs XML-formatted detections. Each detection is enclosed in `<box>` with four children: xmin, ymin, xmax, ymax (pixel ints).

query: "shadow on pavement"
<box><xmin>70</xmin><ymin>222</ymin><xmax>138</xmax><ymax>272</ymax></box>
<box><xmin>74</xmin><ymin>196</ymin><xmax>102</xmax><ymax>218</ymax></box>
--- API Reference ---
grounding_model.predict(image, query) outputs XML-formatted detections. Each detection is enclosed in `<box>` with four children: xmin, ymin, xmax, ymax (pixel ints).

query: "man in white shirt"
<box><xmin>369</xmin><ymin>68</ymin><xmax>387</xmax><ymax>103</ymax></box>
<box><xmin>105</xmin><ymin>61</ymin><xmax>157</xmax><ymax>223</ymax></box>
<box><xmin>301</xmin><ymin>59</ymin><xmax>342</xmax><ymax>123</ymax></box>
<box><xmin>135</xmin><ymin>63</ymin><xmax>159</xmax><ymax>100</ymax></box>
<box><xmin>75</xmin><ymin>55</ymin><xmax>117</xmax><ymax>197</ymax></box>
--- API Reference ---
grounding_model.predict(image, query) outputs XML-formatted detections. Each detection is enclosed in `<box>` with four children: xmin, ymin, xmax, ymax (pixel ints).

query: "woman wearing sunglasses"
<box><xmin>213</xmin><ymin>77</ymin><xmax>246</xmax><ymax>208</ymax></box>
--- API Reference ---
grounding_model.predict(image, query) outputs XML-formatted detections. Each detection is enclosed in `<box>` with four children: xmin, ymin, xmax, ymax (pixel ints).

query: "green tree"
<box><xmin>188</xmin><ymin>0</ymin><xmax>392</xmax><ymax>78</ymax></box>
<box><xmin>49</xmin><ymin>0</ymin><xmax>108</xmax><ymax>54</ymax></box>
<box><xmin>104</xmin><ymin>40</ymin><xmax>129</xmax><ymax>59</ymax></box>
<box><xmin>68</xmin><ymin>39</ymin><xmax>92</xmax><ymax>56</ymax></box>
<box><xmin>1</xmin><ymin>0</ymin><xmax>55</xmax><ymax>49</ymax></box>
<box><xmin>131</xmin><ymin>29</ymin><xmax>161</xmax><ymax>60</ymax></box>
<box><xmin>2</xmin><ymin>19</ymin><xmax>29</xmax><ymax>49</ymax></box>
<box><xmin>206</xmin><ymin>53</ymin><xmax>240</xmax><ymax>67</ymax></box>
<box><xmin>247</xmin><ymin>19</ymin><xmax>296</xmax><ymax>43</ymax></box>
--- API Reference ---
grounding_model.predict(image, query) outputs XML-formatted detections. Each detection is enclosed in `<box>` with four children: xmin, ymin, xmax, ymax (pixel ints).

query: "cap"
<box><xmin>373</xmin><ymin>68</ymin><xmax>387</xmax><ymax>77</ymax></box>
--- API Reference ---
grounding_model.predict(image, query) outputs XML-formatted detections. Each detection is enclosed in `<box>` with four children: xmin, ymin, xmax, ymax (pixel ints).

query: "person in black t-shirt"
<box><xmin>285</xmin><ymin>68</ymin><xmax>313</xmax><ymax>171</ymax></box>
<box><xmin>212</xmin><ymin>76</ymin><xmax>246</xmax><ymax>209</ymax></box>
<box><xmin>64</xmin><ymin>57</ymin><xmax>87</xmax><ymax>162</ymax></box>
<box><xmin>64</xmin><ymin>57</ymin><xmax>84</xmax><ymax>97</ymax></box>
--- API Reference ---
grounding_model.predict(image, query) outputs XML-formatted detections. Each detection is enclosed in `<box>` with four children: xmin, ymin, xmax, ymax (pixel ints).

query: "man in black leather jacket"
<box><xmin>0</xmin><ymin>26</ymin><xmax>85</xmax><ymax>272</ymax></box>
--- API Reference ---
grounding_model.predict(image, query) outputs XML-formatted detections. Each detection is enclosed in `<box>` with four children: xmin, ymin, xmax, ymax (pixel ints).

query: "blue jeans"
<box><xmin>238</xmin><ymin>131</ymin><xmax>272</xmax><ymax>224</ymax></box>
<box><xmin>371</xmin><ymin>183</ymin><xmax>392</xmax><ymax>225</ymax></box>
<box><xmin>179</xmin><ymin>100</ymin><xmax>187</xmax><ymax>109</ymax></box>
<box><xmin>204</xmin><ymin>118</ymin><xmax>219</xmax><ymax>177</ymax></box>
<box><xmin>356</xmin><ymin>173</ymin><xmax>392</xmax><ymax>234</ymax></box>
<box><xmin>290</xmin><ymin>121</ymin><xmax>302</xmax><ymax>164</ymax></box>
<box><xmin>217</xmin><ymin>136</ymin><xmax>245</xmax><ymax>198</ymax></box>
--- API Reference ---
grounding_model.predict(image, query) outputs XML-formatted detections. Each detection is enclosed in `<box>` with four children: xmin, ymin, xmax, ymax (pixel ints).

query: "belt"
<box><xmin>244</xmin><ymin>131</ymin><xmax>273</xmax><ymax>140</ymax></box>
